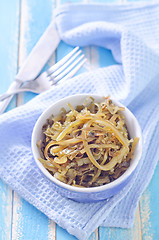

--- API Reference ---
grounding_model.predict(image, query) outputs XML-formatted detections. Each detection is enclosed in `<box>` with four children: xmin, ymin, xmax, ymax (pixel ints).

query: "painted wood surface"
<box><xmin>0</xmin><ymin>0</ymin><xmax>159</xmax><ymax>240</ymax></box>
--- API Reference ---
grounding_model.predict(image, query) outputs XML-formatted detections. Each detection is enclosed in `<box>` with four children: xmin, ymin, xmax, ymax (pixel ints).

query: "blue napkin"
<box><xmin>1</xmin><ymin>1</ymin><xmax>159</xmax><ymax>239</ymax></box>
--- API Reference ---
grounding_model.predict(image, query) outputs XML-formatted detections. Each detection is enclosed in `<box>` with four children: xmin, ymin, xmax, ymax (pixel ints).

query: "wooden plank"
<box><xmin>48</xmin><ymin>220</ymin><xmax>56</xmax><ymax>240</ymax></box>
<box><xmin>0</xmin><ymin>0</ymin><xmax>20</xmax><ymax>110</ymax></box>
<box><xmin>56</xmin><ymin>225</ymin><xmax>97</xmax><ymax>240</ymax></box>
<box><xmin>17</xmin><ymin>0</ymin><xmax>54</xmax><ymax>105</ymax></box>
<box><xmin>56</xmin><ymin>225</ymin><xmax>77</xmax><ymax>240</ymax></box>
<box><xmin>99</xmin><ymin>209</ymin><xmax>142</xmax><ymax>240</ymax></box>
<box><xmin>131</xmin><ymin>205</ymin><xmax>142</xmax><ymax>240</ymax></box>
<box><xmin>0</xmin><ymin>1</ymin><xmax>20</xmax><ymax>240</ymax></box>
<box><xmin>99</xmin><ymin>226</ymin><xmax>130</xmax><ymax>240</ymax></box>
<box><xmin>0</xmin><ymin>181</ymin><xmax>13</xmax><ymax>240</ymax></box>
<box><xmin>89</xmin><ymin>228</ymin><xmax>99</xmax><ymax>240</ymax></box>
<box><xmin>12</xmin><ymin>193</ymin><xmax>50</xmax><ymax>240</ymax></box>
<box><xmin>12</xmin><ymin>0</ymin><xmax>56</xmax><ymax>240</ymax></box>
<box><xmin>98</xmin><ymin>47</ymin><xmax>117</xmax><ymax>67</ymax></box>
<box><xmin>139</xmin><ymin>162</ymin><xmax>159</xmax><ymax>240</ymax></box>
<box><xmin>140</xmin><ymin>189</ymin><xmax>153</xmax><ymax>240</ymax></box>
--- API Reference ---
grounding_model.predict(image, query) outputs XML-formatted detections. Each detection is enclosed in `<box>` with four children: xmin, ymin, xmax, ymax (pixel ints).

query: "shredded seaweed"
<box><xmin>38</xmin><ymin>97</ymin><xmax>139</xmax><ymax>187</ymax></box>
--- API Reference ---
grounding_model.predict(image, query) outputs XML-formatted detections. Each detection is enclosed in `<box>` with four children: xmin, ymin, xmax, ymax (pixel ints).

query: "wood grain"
<box><xmin>13</xmin><ymin>1</ymin><xmax>56</xmax><ymax>240</ymax></box>
<box><xmin>99</xmin><ymin>209</ymin><xmax>142</xmax><ymax>240</ymax></box>
<box><xmin>140</xmin><ymin>163</ymin><xmax>159</xmax><ymax>240</ymax></box>
<box><xmin>0</xmin><ymin>181</ymin><xmax>13</xmax><ymax>240</ymax></box>
<box><xmin>0</xmin><ymin>0</ymin><xmax>20</xmax><ymax>239</ymax></box>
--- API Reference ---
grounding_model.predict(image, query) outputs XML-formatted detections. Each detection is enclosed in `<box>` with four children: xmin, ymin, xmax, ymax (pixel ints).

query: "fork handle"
<box><xmin>0</xmin><ymin>92</ymin><xmax>16</xmax><ymax>102</ymax></box>
<box><xmin>0</xmin><ymin>81</ymin><xmax>21</xmax><ymax>114</ymax></box>
<box><xmin>0</xmin><ymin>87</ymin><xmax>34</xmax><ymax>102</ymax></box>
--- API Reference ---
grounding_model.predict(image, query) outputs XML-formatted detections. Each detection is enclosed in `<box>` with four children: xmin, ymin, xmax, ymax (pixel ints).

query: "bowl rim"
<box><xmin>31</xmin><ymin>93</ymin><xmax>142</xmax><ymax>193</ymax></box>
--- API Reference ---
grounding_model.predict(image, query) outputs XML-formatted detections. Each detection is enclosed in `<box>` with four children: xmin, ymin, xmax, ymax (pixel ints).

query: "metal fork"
<box><xmin>0</xmin><ymin>47</ymin><xmax>86</xmax><ymax>101</ymax></box>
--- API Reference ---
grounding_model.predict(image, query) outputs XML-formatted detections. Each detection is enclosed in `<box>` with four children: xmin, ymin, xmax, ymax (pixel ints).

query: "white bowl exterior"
<box><xmin>32</xmin><ymin>94</ymin><xmax>142</xmax><ymax>202</ymax></box>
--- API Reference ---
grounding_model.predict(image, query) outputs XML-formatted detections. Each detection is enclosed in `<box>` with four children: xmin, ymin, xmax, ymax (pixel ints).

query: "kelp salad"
<box><xmin>37</xmin><ymin>96</ymin><xmax>139</xmax><ymax>188</ymax></box>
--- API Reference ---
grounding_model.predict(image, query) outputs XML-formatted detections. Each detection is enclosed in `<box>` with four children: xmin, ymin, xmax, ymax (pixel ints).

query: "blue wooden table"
<box><xmin>0</xmin><ymin>0</ymin><xmax>159</xmax><ymax>239</ymax></box>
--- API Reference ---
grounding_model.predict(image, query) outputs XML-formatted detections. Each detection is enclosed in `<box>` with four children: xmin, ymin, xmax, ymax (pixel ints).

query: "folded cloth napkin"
<box><xmin>1</xmin><ymin>1</ymin><xmax>159</xmax><ymax>239</ymax></box>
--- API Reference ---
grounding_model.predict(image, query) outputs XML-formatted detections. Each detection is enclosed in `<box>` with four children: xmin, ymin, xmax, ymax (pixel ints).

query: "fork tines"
<box><xmin>47</xmin><ymin>47</ymin><xmax>87</xmax><ymax>85</ymax></box>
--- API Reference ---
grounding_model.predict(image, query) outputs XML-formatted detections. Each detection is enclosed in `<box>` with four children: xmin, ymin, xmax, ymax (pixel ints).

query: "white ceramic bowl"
<box><xmin>31</xmin><ymin>94</ymin><xmax>142</xmax><ymax>202</ymax></box>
